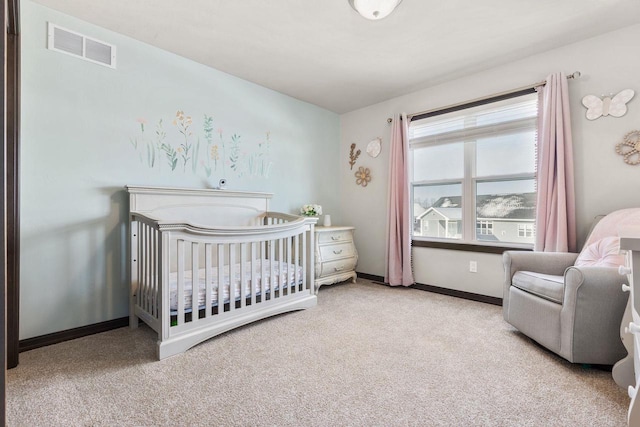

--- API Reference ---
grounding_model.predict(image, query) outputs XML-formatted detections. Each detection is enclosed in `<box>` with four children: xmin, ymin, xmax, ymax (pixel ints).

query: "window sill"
<box><xmin>411</xmin><ymin>239</ymin><xmax>533</xmax><ymax>254</ymax></box>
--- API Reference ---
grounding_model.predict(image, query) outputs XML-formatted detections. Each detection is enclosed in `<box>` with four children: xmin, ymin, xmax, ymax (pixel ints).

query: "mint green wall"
<box><xmin>20</xmin><ymin>1</ymin><xmax>340</xmax><ymax>339</ymax></box>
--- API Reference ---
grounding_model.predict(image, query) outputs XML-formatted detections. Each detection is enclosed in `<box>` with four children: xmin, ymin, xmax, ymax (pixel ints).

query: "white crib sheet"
<box><xmin>169</xmin><ymin>259</ymin><xmax>303</xmax><ymax>313</ymax></box>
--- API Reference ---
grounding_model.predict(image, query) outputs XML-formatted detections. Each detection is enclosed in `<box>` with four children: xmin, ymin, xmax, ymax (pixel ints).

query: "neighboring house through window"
<box><xmin>410</xmin><ymin>90</ymin><xmax>538</xmax><ymax>247</ymax></box>
<box><xmin>476</xmin><ymin>220</ymin><xmax>493</xmax><ymax>236</ymax></box>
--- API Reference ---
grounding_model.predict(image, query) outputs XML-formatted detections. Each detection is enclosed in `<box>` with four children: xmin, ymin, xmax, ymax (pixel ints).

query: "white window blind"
<box><xmin>410</xmin><ymin>96</ymin><xmax>538</xmax><ymax>148</ymax></box>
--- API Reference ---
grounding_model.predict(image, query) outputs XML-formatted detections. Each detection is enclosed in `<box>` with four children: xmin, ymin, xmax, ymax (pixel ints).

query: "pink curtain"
<box><xmin>535</xmin><ymin>73</ymin><xmax>577</xmax><ymax>252</ymax></box>
<box><xmin>385</xmin><ymin>113</ymin><xmax>414</xmax><ymax>286</ymax></box>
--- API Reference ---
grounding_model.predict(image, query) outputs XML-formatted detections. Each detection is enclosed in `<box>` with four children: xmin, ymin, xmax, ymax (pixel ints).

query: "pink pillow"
<box><xmin>584</xmin><ymin>208</ymin><xmax>640</xmax><ymax>247</ymax></box>
<box><xmin>575</xmin><ymin>236</ymin><xmax>625</xmax><ymax>268</ymax></box>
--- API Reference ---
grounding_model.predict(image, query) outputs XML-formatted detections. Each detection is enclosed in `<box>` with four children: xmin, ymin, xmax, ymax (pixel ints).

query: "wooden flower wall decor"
<box><xmin>616</xmin><ymin>130</ymin><xmax>640</xmax><ymax>165</ymax></box>
<box><xmin>355</xmin><ymin>166</ymin><xmax>371</xmax><ymax>187</ymax></box>
<box><xmin>349</xmin><ymin>143</ymin><xmax>361</xmax><ymax>170</ymax></box>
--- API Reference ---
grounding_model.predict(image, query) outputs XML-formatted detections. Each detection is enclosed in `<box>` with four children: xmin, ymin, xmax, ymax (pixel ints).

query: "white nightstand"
<box><xmin>314</xmin><ymin>226</ymin><xmax>358</xmax><ymax>292</ymax></box>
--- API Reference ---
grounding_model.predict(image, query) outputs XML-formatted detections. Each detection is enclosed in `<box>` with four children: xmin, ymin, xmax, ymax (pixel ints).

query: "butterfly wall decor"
<box><xmin>581</xmin><ymin>89</ymin><xmax>635</xmax><ymax>120</ymax></box>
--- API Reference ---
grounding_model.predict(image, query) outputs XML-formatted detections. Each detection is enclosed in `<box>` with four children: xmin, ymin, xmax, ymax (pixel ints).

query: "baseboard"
<box><xmin>356</xmin><ymin>272</ymin><xmax>384</xmax><ymax>282</ymax></box>
<box><xmin>412</xmin><ymin>282</ymin><xmax>502</xmax><ymax>306</ymax></box>
<box><xmin>357</xmin><ymin>271</ymin><xmax>502</xmax><ymax>306</ymax></box>
<box><xmin>19</xmin><ymin>317</ymin><xmax>130</xmax><ymax>353</ymax></box>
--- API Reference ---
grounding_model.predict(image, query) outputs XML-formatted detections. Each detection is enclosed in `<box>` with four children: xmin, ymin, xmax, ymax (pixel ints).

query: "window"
<box><xmin>476</xmin><ymin>221</ymin><xmax>493</xmax><ymax>236</ymax></box>
<box><xmin>410</xmin><ymin>91</ymin><xmax>538</xmax><ymax>247</ymax></box>
<box><xmin>518</xmin><ymin>223</ymin><xmax>535</xmax><ymax>238</ymax></box>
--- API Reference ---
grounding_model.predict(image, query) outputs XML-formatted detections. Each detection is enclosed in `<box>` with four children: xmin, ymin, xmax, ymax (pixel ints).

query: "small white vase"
<box><xmin>323</xmin><ymin>214</ymin><xmax>332</xmax><ymax>227</ymax></box>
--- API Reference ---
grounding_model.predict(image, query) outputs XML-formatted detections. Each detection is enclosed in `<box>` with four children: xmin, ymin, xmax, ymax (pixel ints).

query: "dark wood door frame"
<box><xmin>2</xmin><ymin>0</ymin><xmax>18</xmax><ymax>422</ymax></box>
<box><xmin>2</xmin><ymin>0</ymin><xmax>19</xmax><ymax>420</ymax></box>
<box><xmin>6</xmin><ymin>0</ymin><xmax>20</xmax><ymax>371</ymax></box>
<box><xmin>1</xmin><ymin>0</ymin><xmax>6</xmax><ymax>420</ymax></box>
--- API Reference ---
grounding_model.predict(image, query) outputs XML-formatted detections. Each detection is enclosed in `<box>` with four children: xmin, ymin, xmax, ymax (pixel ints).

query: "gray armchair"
<box><xmin>503</xmin><ymin>209</ymin><xmax>640</xmax><ymax>365</ymax></box>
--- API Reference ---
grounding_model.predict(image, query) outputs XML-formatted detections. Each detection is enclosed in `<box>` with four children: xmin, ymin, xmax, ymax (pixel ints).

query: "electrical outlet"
<box><xmin>469</xmin><ymin>261</ymin><xmax>477</xmax><ymax>273</ymax></box>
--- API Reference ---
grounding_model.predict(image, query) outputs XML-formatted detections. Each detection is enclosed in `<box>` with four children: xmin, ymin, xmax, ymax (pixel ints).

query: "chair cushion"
<box><xmin>512</xmin><ymin>271</ymin><xmax>564</xmax><ymax>304</ymax></box>
<box><xmin>575</xmin><ymin>236</ymin><xmax>625</xmax><ymax>268</ymax></box>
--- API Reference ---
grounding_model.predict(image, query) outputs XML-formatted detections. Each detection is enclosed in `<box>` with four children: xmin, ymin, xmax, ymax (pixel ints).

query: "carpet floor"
<box><xmin>7</xmin><ymin>280</ymin><xmax>629</xmax><ymax>426</ymax></box>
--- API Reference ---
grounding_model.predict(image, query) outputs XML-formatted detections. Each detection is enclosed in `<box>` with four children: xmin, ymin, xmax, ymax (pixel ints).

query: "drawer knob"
<box><xmin>622</xmin><ymin>284</ymin><xmax>631</xmax><ymax>293</ymax></box>
<box><xmin>333</xmin><ymin>249</ymin><xmax>343</xmax><ymax>254</ymax></box>
<box><xmin>334</xmin><ymin>266</ymin><xmax>344</xmax><ymax>272</ymax></box>
<box><xmin>619</xmin><ymin>265</ymin><xmax>632</xmax><ymax>275</ymax></box>
<box><xmin>331</xmin><ymin>235</ymin><xmax>341</xmax><ymax>240</ymax></box>
<box><xmin>629</xmin><ymin>322</ymin><xmax>640</xmax><ymax>335</ymax></box>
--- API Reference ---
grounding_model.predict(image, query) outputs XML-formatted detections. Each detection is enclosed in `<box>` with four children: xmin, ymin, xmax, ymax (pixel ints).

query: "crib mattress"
<box><xmin>169</xmin><ymin>259</ymin><xmax>303</xmax><ymax>313</ymax></box>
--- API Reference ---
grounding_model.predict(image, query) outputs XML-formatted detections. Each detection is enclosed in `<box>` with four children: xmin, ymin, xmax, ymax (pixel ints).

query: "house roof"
<box><xmin>421</xmin><ymin>193</ymin><xmax>536</xmax><ymax>220</ymax></box>
<box><xmin>417</xmin><ymin>207</ymin><xmax>461</xmax><ymax>221</ymax></box>
<box><xmin>476</xmin><ymin>193</ymin><xmax>536</xmax><ymax>220</ymax></box>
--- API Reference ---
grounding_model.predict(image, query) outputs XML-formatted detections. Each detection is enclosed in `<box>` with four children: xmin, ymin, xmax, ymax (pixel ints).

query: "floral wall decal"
<box><xmin>203</xmin><ymin>115</ymin><xmax>215</xmax><ymax>177</ymax></box>
<box><xmin>173</xmin><ymin>110</ymin><xmax>197</xmax><ymax>173</ymax></box>
<box><xmin>247</xmin><ymin>131</ymin><xmax>273</xmax><ymax>178</ymax></box>
<box><xmin>129</xmin><ymin>110</ymin><xmax>273</xmax><ymax>180</ymax></box>
<box><xmin>349</xmin><ymin>143</ymin><xmax>361</xmax><ymax>170</ymax></box>
<box><xmin>355</xmin><ymin>166</ymin><xmax>371</xmax><ymax>187</ymax></box>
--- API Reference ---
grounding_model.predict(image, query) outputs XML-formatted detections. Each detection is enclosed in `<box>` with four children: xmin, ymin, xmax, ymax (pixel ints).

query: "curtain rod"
<box><xmin>386</xmin><ymin>71</ymin><xmax>581</xmax><ymax>124</ymax></box>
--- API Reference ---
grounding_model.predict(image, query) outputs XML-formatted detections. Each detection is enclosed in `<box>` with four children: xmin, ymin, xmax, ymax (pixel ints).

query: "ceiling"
<box><xmin>32</xmin><ymin>0</ymin><xmax>640</xmax><ymax>114</ymax></box>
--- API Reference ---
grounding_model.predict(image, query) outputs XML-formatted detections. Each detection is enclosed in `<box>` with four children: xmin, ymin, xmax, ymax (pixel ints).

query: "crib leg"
<box><xmin>130</xmin><ymin>299</ymin><xmax>139</xmax><ymax>329</ymax></box>
<box><xmin>130</xmin><ymin>313</ymin><xmax>139</xmax><ymax>329</ymax></box>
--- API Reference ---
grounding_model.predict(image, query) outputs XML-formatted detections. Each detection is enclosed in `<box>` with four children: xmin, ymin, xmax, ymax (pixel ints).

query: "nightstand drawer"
<box><xmin>318</xmin><ymin>231</ymin><xmax>352</xmax><ymax>244</ymax></box>
<box><xmin>319</xmin><ymin>242</ymin><xmax>355</xmax><ymax>261</ymax></box>
<box><xmin>319</xmin><ymin>257</ymin><xmax>357</xmax><ymax>277</ymax></box>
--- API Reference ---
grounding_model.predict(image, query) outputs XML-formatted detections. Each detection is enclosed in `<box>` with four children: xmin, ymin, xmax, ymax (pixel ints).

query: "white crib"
<box><xmin>126</xmin><ymin>186</ymin><xmax>317</xmax><ymax>360</ymax></box>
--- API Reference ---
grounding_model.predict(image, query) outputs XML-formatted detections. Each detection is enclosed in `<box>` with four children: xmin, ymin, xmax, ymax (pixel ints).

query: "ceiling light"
<box><xmin>348</xmin><ymin>0</ymin><xmax>403</xmax><ymax>20</ymax></box>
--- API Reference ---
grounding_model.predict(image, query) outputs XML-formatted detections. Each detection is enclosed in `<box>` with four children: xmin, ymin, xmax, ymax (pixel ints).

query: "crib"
<box><xmin>126</xmin><ymin>185</ymin><xmax>317</xmax><ymax>360</ymax></box>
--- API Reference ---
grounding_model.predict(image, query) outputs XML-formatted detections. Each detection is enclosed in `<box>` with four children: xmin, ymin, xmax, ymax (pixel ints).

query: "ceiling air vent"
<box><xmin>47</xmin><ymin>22</ymin><xmax>116</xmax><ymax>69</ymax></box>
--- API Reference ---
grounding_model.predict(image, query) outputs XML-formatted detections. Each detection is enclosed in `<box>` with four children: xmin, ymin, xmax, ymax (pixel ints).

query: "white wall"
<box><xmin>20</xmin><ymin>1</ymin><xmax>341</xmax><ymax>339</ymax></box>
<box><xmin>340</xmin><ymin>24</ymin><xmax>640</xmax><ymax>298</ymax></box>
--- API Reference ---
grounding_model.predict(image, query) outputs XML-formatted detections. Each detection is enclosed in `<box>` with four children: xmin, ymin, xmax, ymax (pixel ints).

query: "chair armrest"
<box><xmin>503</xmin><ymin>251</ymin><xmax>579</xmax><ymax>277</ymax></box>
<box><xmin>561</xmin><ymin>266</ymin><xmax>628</xmax><ymax>364</ymax></box>
<box><xmin>502</xmin><ymin>251</ymin><xmax>578</xmax><ymax>318</ymax></box>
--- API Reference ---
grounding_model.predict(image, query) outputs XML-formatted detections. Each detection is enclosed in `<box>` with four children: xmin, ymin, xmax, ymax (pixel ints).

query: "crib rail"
<box><xmin>130</xmin><ymin>211</ymin><xmax>316</xmax><ymax>343</ymax></box>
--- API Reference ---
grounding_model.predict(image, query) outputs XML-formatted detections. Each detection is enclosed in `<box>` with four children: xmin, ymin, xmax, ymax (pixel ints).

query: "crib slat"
<box><xmin>147</xmin><ymin>225</ymin><xmax>153</xmax><ymax>314</ymax></box>
<box><xmin>177</xmin><ymin>239</ymin><xmax>185</xmax><ymax>326</ymax></box>
<box><xmin>269</xmin><ymin>239</ymin><xmax>275</xmax><ymax>300</ymax></box>
<box><xmin>150</xmin><ymin>227</ymin><xmax>156</xmax><ymax>318</ymax></box>
<box><xmin>143</xmin><ymin>224</ymin><xmax>149</xmax><ymax>314</ymax></box>
<box><xmin>251</xmin><ymin>242</ymin><xmax>257</xmax><ymax>306</ymax></box>
<box><xmin>161</xmin><ymin>231</ymin><xmax>171</xmax><ymax>339</ymax></box>
<box><xmin>218</xmin><ymin>243</ymin><xmax>225</xmax><ymax>313</ymax></box>
<box><xmin>192</xmin><ymin>242</ymin><xmax>199</xmax><ymax>323</ymax></box>
<box><xmin>294</xmin><ymin>234</ymin><xmax>300</xmax><ymax>293</ymax></box>
<box><xmin>205</xmin><ymin>244</ymin><xmax>212</xmax><ymax>318</ymax></box>
<box><xmin>139</xmin><ymin>223</ymin><xmax>145</xmax><ymax>312</ymax></box>
<box><xmin>302</xmin><ymin>231</ymin><xmax>307</xmax><ymax>292</ymax></box>
<box><xmin>286</xmin><ymin>236</ymin><xmax>292</xmax><ymax>296</ymax></box>
<box><xmin>136</xmin><ymin>222</ymin><xmax>141</xmax><ymax>309</ymax></box>
<box><xmin>261</xmin><ymin>241</ymin><xmax>266</xmax><ymax>302</ymax></box>
<box><xmin>229</xmin><ymin>243</ymin><xmax>236</xmax><ymax>312</ymax></box>
<box><xmin>278</xmin><ymin>237</ymin><xmax>284</xmax><ymax>298</ymax></box>
<box><xmin>149</xmin><ymin>226</ymin><xmax>155</xmax><ymax>317</ymax></box>
<box><xmin>240</xmin><ymin>243</ymin><xmax>247</xmax><ymax>308</ymax></box>
<box><xmin>153</xmin><ymin>228</ymin><xmax>160</xmax><ymax>319</ymax></box>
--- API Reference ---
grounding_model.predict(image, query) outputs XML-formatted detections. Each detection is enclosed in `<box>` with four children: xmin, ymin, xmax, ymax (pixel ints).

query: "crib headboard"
<box><xmin>126</xmin><ymin>185</ymin><xmax>273</xmax><ymax>227</ymax></box>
